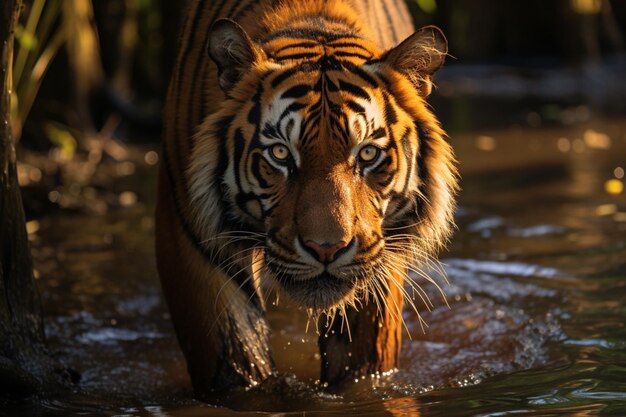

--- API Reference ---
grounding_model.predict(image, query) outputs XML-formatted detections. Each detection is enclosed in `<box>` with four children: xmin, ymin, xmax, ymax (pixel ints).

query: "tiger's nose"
<box><xmin>302</xmin><ymin>239</ymin><xmax>349</xmax><ymax>264</ymax></box>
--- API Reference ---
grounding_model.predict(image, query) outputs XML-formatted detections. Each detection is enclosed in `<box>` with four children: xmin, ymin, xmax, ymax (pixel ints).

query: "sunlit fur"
<box><xmin>187</xmin><ymin>5</ymin><xmax>458</xmax><ymax>316</ymax></box>
<box><xmin>158</xmin><ymin>0</ymin><xmax>458</xmax><ymax>393</ymax></box>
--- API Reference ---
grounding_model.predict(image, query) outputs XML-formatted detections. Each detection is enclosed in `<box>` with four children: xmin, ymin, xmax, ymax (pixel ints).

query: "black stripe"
<box><xmin>248</xmin><ymin>87</ymin><xmax>263</xmax><ymax>125</ymax></box>
<box><xmin>371</xmin><ymin>127</ymin><xmax>386</xmax><ymax>139</ymax></box>
<box><xmin>383</xmin><ymin>93</ymin><xmax>398</xmax><ymax>125</ymax></box>
<box><xmin>281</xmin><ymin>84</ymin><xmax>311</xmax><ymax>99</ymax></box>
<box><xmin>325</xmin><ymin>77</ymin><xmax>339</xmax><ymax>92</ymax></box>
<box><xmin>381</xmin><ymin>0</ymin><xmax>399</xmax><ymax>44</ymax></box>
<box><xmin>262</xmin><ymin>123</ymin><xmax>279</xmax><ymax>139</ymax></box>
<box><xmin>233</xmin><ymin>128</ymin><xmax>247</xmax><ymax>192</ymax></box>
<box><xmin>176</xmin><ymin>0</ymin><xmax>211</xmax><ymax>101</ymax></box>
<box><xmin>399</xmin><ymin>127</ymin><xmax>414</xmax><ymax>194</ymax></box>
<box><xmin>215</xmin><ymin>116</ymin><xmax>236</xmax><ymax>227</ymax></box>
<box><xmin>271</xmin><ymin>66</ymin><xmax>301</xmax><ymax>88</ymax></box>
<box><xmin>341</xmin><ymin>61</ymin><xmax>378</xmax><ymax>87</ymax></box>
<box><xmin>338</xmin><ymin>79</ymin><xmax>370</xmax><ymax>101</ymax></box>
<box><xmin>300</xmin><ymin>114</ymin><xmax>320</xmax><ymax>145</ymax></box>
<box><xmin>361</xmin><ymin>236</ymin><xmax>384</xmax><ymax>254</ymax></box>
<box><xmin>267</xmin><ymin>231</ymin><xmax>308</xmax><ymax>264</ymax></box>
<box><xmin>378</xmin><ymin>169</ymin><xmax>397</xmax><ymax>188</ymax></box>
<box><xmin>250</xmin><ymin>154</ymin><xmax>280</xmax><ymax>190</ymax></box>
<box><xmin>376</xmin><ymin>72</ymin><xmax>393</xmax><ymax>91</ymax></box>
<box><xmin>386</xmin><ymin>197</ymin><xmax>413</xmax><ymax>220</ymax></box>
<box><xmin>333</xmin><ymin>51</ymin><xmax>373</xmax><ymax>60</ymax></box>
<box><xmin>417</xmin><ymin>123</ymin><xmax>430</xmax><ymax>140</ymax></box>
<box><xmin>328</xmin><ymin>41</ymin><xmax>374</xmax><ymax>53</ymax></box>
<box><xmin>172</xmin><ymin>0</ymin><xmax>211</xmax><ymax>196</ymax></box>
<box><xmin>275</xmin><ymin>52</ymin><xmax>320</xmax><ymax>61</ymax></box>
<box><xmin>346</xmin><ymin>100</ymin><xmax>365</xmax><ymax>114</ymax></box>
<box><xmin>415</xmin><ymin>122</ymin><xmax>431</xmax><ymax>218</ymax></box>
<box><xmin>270</xmin><ymin>63</ymin><xmax>320</xmax><ymax>88</ymax></box>
<box><xmin>232</xmin><ymin>0</ymin><xmax>256</xmax><ymax>20</ymax></box>
<box><xmin>272</xmin><ymin>41</ymin><xmax>319</xmax><ymax>55</ymax></box>
<box><xmin>161</xmin><ymin>137</ymin><xmax>262</xmax><ymax>309</ymax></box>
<box><xmin>264</xmin><ymin>28</ymin><xmax>354</xmax><ymax>42</ymax></box>
<box><xmin>278</xmin><ymin>101</ymin><xmax>307</xmax><ymax>123</ymax></box>
<box><xmin>330</xmin><ymin>116</ymin><xmax>350</xmax><ymax>147</ymax></box>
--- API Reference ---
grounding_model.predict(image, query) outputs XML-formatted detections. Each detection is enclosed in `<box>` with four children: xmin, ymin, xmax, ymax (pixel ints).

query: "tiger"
<box><xmin>155</xmin><ymin>0</ymin><xmax>458</xmax><ymax>399</ymax></box>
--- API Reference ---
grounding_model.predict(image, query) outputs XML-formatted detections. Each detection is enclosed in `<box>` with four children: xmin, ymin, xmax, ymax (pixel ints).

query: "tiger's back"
<box><xmin>156</xmin><ymin>0</ymin><xmax>457</xmax><ymax>398</ymax></box>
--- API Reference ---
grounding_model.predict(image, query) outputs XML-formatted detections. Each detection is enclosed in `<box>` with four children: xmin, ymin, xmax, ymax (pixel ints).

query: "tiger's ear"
<box><xmin>383</xmin><ymin>26</ymin><xmax>448</xmax><ymax>97</ymax></box>
<box><xmin>208</xmin><ymin>19</ymin><xmax>263</xmax><ymax>92</ymax></box>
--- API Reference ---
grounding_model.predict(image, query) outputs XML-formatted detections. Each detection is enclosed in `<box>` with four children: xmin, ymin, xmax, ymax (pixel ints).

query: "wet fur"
<box><xmin>156</xmin><ymin>0</ymin><xmax>458</xmax><ymax>398</ymax></box>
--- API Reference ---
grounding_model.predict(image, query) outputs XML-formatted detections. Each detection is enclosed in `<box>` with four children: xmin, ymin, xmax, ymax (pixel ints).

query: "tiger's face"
<box><xmin>189</xmin><ymin>20</ymin><xmax>458</xmax><ymax>312</ymax></box>
<box><xmin>248</xmin><ymin>74</ymin><xmax>435</xmax><ymax>310</ymax></box>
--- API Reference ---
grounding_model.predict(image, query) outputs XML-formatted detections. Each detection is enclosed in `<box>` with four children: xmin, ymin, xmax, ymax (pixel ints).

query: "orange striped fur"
<box><xmin>156</xmin><ymin>0</ymin><xmax>457</xmax><ymax>398</ymax></box>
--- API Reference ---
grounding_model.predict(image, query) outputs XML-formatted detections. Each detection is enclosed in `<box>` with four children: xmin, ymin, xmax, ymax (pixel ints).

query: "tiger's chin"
<box><xmin>274</xmin><ymin>271</ymin><xmax>359</xmax><ymax>312</ymax></box>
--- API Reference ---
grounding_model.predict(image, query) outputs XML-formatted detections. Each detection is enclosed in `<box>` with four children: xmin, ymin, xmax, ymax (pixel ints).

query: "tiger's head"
<box><xmin>189</xmin><ymin>18</ymin><xmax>458</xmax><ymax>313</ymax></box>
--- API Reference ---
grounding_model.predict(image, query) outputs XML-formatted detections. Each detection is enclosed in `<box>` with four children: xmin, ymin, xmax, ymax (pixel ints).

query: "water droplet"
<box><xmin>475</xmin><ymin>135</ymin><xmax>496</xmax><ymax>151</ymax></box>
<box><xmin>583</xmin><ymin>129</ymin><xmax>611</xmax><ymax>149</ymax></box>
<box><xmin>26</xmin><ymin>220</ymin><xmax>40</xmax><ymax>235</ymax></box>
<box><xmin>596</xmin><ymin>204</ymin><xmax>617</xmax><ymax>216</ymax></box>
<box><xmin>557</xmin><ymin>137</ymin><xmax>570</xmax><ymax>152</ymax></box>
<box><xmin>48</xmin><ymin>190</ymin><xmax>60</xmax><ymax>203</ymax></box>
<box><xmin>144</xmin><ymin>150</ymin><xmax>159</xmax><ymax>165</ymax></box>
<box><xmin>119</xmin><ymin>191</ymin><xmax>138</xmax><ymax>207</ymax></box>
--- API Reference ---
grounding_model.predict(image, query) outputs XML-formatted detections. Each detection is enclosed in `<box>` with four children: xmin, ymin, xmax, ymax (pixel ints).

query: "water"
<box><xmin>6</xmin><ymin>116</ymin><xmax>626</xmax><ymax>416</ymax></box>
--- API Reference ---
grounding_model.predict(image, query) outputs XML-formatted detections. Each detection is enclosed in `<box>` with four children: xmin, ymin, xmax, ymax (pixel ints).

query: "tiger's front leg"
<box><xmin>319</xmin><ymin>271</ymin><xmax>405</xmax><ymax>384</ymax></box>
<box><xmin>162</xmin><ymin>3</ymin><xmax>457</xmax><ymax>396</ymax></box>
<box><xmin>156</xmin><ymin>167</ymin><xmax>274</xmax><ymax>399</ymax></box>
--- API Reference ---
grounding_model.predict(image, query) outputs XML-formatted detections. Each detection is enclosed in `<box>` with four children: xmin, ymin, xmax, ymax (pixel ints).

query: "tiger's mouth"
<box><xmin>268</xmin><ymin>267</ymin><xmax>360</xmax><ymax>311</ymax></box>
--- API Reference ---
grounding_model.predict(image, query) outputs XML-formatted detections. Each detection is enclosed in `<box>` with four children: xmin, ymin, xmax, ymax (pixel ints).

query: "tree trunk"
<box><xmin>0</xmin><ymin>0</ymin><xmax>56</xmax><ymax>398</ymax></box>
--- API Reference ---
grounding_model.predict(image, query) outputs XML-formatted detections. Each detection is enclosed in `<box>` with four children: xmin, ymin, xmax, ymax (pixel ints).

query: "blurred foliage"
<box><xmin>44</xmin><ymin>122</ymin><xmax>77</xmax><ymax>161</ymax></box>
<box><xmin>62</xmin><ymin>0</ymin><xmax>102</xmax><ymax>104</ymax></box>
<box><xmin>10</xmin><ymin>0</ymin><xmax>626</xmax><ymax>152</ymax></box>
<box><xmin>12</xmin><ymin>0</ymin><xmax>101</xmax><ymax>146</ymax></box>
<box><xmin>414</xmin><ymin>0</ymin><xmax>437</xmax><ymax>14</ymax></box>
<box><xmin>94</xmin><ymin>0</ymin><xmax>174</xmax><ymax>106</ymax></box>
<box><xmin>12</xmin><ymin>0</ymin><xmax>65</xmax><ymax>143</ymax></box>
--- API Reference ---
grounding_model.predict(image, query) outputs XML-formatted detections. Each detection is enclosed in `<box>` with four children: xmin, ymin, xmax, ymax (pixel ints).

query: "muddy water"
<box><xmin>10</xmin><ymin>118</ymin><xmax>626</xmax><ymax>416</ymax></box>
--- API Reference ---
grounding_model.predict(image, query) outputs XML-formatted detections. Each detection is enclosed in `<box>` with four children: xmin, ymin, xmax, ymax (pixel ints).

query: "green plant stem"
<box><xmin>14</xmin><ymin>28</ymin><xmax>65</xmax><ymax>142</ymax></box>
<box><xmin>12</xmin><ymin>0</ymin><xmax>46</xmax><ymax>90</ymax></box>
<box><xmin>18</xmin><ymin>1</ymin><xmax>62</xmax><ymax>96</ymax></box>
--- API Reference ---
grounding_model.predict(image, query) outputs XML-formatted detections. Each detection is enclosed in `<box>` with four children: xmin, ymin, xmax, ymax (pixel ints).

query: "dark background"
<box><xmin>16</xmin><ymin>0</ymin><xmax>626</xmax><ymax>152</ymax></box>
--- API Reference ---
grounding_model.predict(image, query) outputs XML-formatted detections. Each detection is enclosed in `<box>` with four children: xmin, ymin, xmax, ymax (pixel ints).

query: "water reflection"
<box><xmin>12</xmin><ymin>118</ymin><xmax>626</xmax><ymax>416</ymax></box>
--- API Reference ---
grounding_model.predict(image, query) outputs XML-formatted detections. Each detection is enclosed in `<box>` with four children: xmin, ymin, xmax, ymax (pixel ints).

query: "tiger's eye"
<box><xmin>359</xmin><ymin>145</ymin><xmax>379</xmax><ymax>162</ymax></box>
<box><xmin>271</xmin><ymin>144</ymin><xmax>290</xmax><ymax>161</ymax></box>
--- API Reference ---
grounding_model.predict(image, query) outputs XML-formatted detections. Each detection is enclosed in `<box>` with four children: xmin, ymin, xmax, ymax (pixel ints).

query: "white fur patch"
<box><xmin>260</xmin><ymin>91</ymin><xmax>302</xmax><ymax>169</ymax></box>
<box><xmin>187</xmin><ymin>116</ymin><xmax>227</xmax><ymax>247</ymax></box>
